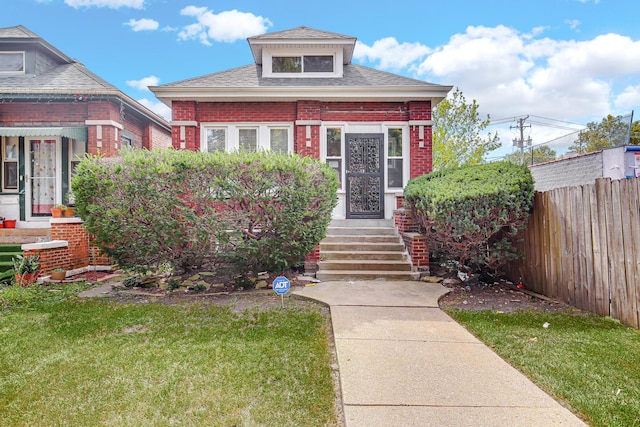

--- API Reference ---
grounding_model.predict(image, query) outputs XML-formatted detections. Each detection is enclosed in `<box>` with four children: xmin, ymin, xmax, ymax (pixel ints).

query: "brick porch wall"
<box><xmin>394</xmin><ymin>205</ymin><xmax>429</xmax><ymax>271</ymax></box>
<box><xmin>21</xmin><ymin>219</ymin><xmax>113</xmax><ymax>276</ymax></box>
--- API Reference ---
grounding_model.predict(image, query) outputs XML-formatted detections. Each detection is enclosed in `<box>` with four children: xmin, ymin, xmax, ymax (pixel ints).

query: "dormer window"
<box><xmin>272</xmin><ymin>55</ymin><xmax>334</xmax><ymax>73</ymax></box>
<box><xmin>0</xmin><ymin>51</ymin><xmax>25</xmax><ymax>74</ymax></box>
<box><xmin>263</xmin><ymin>49</ymin><xmax>342</xmax><ymax>78</ymax></box>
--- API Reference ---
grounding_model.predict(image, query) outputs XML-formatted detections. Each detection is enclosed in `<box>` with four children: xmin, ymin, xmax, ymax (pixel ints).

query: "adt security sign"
<box><xmin>273</xmin><ymin>276</ymin><xmax>290</xmax><ymax>295</ymax></box>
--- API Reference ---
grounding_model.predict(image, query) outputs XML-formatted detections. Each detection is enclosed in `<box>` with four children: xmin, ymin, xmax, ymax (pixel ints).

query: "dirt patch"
<box><xmin>437</xmin><ymin>276</ymin><xmax>577</xmax><ymax>313</ymax></box>
<box><xmin>95</xmin><ymin>272</ymin><xmax>322</xmax><ymax>313</ymax></box>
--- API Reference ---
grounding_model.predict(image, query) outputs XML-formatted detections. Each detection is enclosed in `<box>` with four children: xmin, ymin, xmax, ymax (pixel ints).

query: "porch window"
<box><xmin>205</xmin><ymin>128</ymin><xmax>226</xmax><ymax>153</ymax></box>
<box><xmin>238</xmin><ymin>128</ymin><xmax>258</xmax><ymax>151</ymax></box>
<box><xmin>387</xmin><ymin>128</ymin><xmax>403</xmax><ymax>188</ymax></box>
<box><xmin>325</xmin><ymin>128</ymin><xmax>343</xmax><ymax>189</ymax></box>
<box><xmin>69</xmin><ymin>139</ymin><xmax>86</xmax><ymax>190</ymax></box>
<box><xmin>121</xmin><ymin>133</ymin><xmax>133</xmax><ymax>149</ymax></box>
<box><xmin>270</xmin><ymin>128</ymin><xmax>288</xmax><ymax>154</ymax></box>
<box><xmin>0</xmin><ymin>51</ymin><xmax>24</xmax><ymax>74</ymax></box>
<box><xmin>1</xmin><ymin>136</ymin><xmax>18</xmax><ymax>191</ymax></box>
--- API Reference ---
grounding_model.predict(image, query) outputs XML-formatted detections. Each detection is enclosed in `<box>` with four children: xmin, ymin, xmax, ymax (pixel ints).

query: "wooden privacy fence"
<box><xmin>504</xmin><ymin>177</ymin><xmax>640</xmax><ymax>328</ymax></box>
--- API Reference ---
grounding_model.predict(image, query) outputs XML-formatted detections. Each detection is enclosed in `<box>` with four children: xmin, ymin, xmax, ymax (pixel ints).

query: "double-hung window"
<box><xmin>238</xmin><ymin>128</ymin><xmax>258</xmax><ymax>151</ymax></box>
<box><xmin>387</xmin><ymin>128</ymin><xmax>404</xmax><ymax>189</ymax></box>
<box><xmin>324</xmin><ymin>128</ymin><xmax>343</xmax><ymax>189</ymax></box>
<box><xmin>1</xmin><ymin>136</ymin><xmax>18</xmax><ymax>191</ymax></box>
<box><xmin>205</xmin><ymin>128</ymin><xmax>226</xmax><ymax>153</ymax></box>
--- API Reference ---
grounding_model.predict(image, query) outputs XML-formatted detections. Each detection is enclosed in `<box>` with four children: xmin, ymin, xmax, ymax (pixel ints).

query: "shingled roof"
<box><xmin>0</xmin><ymin>25</ymin><xmax>169</xmax><ymax>128</ymax></box>
<box><xmin>152</xmin><ymin>63</ymin><xmax>452</xmax><ymax>104</ymax></box>
<box><xmin>152</xmin><ymin>25</ymin><xmax>451</xmax><ymax>105</ymax></box>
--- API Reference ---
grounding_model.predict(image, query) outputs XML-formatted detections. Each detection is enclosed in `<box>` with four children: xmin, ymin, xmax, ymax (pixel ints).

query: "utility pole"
<box><xmin>511</xmin><ymin>116</ymin><xmax>532</xmax><ymax>165</ymax></box>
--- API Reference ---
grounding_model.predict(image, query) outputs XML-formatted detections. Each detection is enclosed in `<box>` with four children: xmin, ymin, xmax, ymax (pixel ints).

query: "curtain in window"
<box><xmin>30</xmin><ymin>139</ymin><xmax>56</xmax><ymax>215</ymax></box>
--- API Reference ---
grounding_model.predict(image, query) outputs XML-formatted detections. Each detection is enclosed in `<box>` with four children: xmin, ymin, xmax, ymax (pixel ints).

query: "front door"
<box><xmin>26</xmin><ymin>138</ymin><xmax>59</xmax><ymax>220</ymax></box>
<box><xmin>345</xmin><ymin>133</ymin><xmax>384</xmax><ymax>219</ymax></box>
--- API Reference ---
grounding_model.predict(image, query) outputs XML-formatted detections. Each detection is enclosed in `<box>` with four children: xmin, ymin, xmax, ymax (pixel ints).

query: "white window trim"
<box><xmin>203</xmin><ymin>127</ymin><xmax>228</xmax><ymax>153</ymax></box>
<box><xmin>0</xmin><ymin>51</ymin><xmax>25</xmax><ymax>74</ymax></box>
<box><xmin>262</xmin><ymin>48</ymin><xmax>343</xmax><ymax>78</ymax></box>
<box><xmin>383</xmin><ymin>123</ymin><xmax>409</xmax><ymax>191</ymax></box>
<box><xmin>321</xmin><ymin>124</ymin><xmax>346</xmax><ymax>191</ymax></box>
<box><xmin>200</xmin><ymin>123</ymin><xmax>294</xmax><ymax>153</ymax></box>
<box><xmin>1</xmin><ymin>136</ymin><xmax>19</xmax><ymax>192</ymax></box>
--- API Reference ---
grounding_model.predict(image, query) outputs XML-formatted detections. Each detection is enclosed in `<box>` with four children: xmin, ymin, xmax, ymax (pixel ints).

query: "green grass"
<box><xmin>0</xmin><ymin>284</ymin><xmax>337</xmax><ymax>426</ymax></box>
<box><xmin>446</xmin><ymin>308</ymin><xmax>640</xmax><ymax>427</ymax></box>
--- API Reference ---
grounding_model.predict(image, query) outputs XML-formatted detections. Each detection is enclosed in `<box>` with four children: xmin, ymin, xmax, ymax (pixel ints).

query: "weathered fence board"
<box><xmin>505</xmin><ymin>176</ymin><xmax>640</xmax><ymax>328</ymax></box>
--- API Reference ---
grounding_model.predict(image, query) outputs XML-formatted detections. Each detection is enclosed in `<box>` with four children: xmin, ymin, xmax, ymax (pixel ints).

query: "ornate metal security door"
<box><xmin>345</xmin><ymin>133</ymin><xmax>384</xmax><ymax>219</ymax></box>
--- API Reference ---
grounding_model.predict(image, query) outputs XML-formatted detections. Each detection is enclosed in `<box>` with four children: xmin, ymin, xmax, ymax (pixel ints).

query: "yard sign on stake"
<box><xmin>272</xmin><ymin>276</ymin><xmax>290</xmax><ymax>307</ymax></box>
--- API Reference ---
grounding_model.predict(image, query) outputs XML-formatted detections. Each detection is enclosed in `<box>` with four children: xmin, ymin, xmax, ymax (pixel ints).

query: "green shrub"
<box><xmin>404</xmin><ymin>161</ymin><xmax>534</xmax><ymax>272</ymax></box>
<box><xmin>72</xmin><ymin>149</ymin><xmax>337</xmax><ymax>275</ymax></box>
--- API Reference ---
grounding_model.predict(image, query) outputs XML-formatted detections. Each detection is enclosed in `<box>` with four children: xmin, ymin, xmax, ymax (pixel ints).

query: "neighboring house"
<box><xmin>151</xmin><ymin>26</ymin><xmax>452</xmax><ymax>220</ymax></box>
<box><xmin>530</xmin><ymin>145</ymin><xmax>640</xmax><ymax>191</ymax></box>
<box><xmin>0</xmin><ymin>25</ymin><xmax>171</xmax><ymax>226</ymax></box>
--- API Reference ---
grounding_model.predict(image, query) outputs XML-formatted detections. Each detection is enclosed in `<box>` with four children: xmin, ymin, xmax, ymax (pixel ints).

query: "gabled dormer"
<box><xmin>248</xmin><ymin>26</ymin><xmax>356</xmax><ymax>78</ymax></box>
<box><xmin>0</xmin><ymin>25</ymin><xmax>74</xmax><ymax>77</ymax></box>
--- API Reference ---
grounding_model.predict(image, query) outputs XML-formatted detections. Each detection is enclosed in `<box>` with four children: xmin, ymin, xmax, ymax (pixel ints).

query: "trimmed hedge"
<box><xmin>404</xmin><ymin>161</ymin><xmax>534</xmax><ymax>272</ymax></box>
<box><xmin>72</xmin><ymin>149</ymin><xmax>338</xmax><ymax>274</ymax></box>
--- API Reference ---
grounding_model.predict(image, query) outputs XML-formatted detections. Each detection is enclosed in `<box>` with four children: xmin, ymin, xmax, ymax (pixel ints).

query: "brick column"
<box><xmin>295</xmin><ymin>101</ymin><xmax>321</xmax><ymax>159</ymax></box>
<box><xmin>50</xmin><ymin>218</ymin><xmax>89</xmax><ymax>269</ymax></box>
<box><xmin>408</xmin><ymin>101</ymin><xmax>433</xmax><ymax>178</ymax></box>
<box><xmin>171</xmin><ymin>101</ymin><xmax>198</xmax><ymax>151</ymax></box>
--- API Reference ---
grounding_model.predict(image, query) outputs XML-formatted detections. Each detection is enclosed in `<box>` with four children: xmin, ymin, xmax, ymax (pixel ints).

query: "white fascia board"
<box><xmin>153</xmin><ymin>85</ymin><xmax>453</xmax><ymax>103</ymax></box>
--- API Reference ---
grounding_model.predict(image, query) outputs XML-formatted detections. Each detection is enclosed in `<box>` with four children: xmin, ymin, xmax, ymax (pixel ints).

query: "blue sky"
<box><xmin>3</xmin><ymin>0</ymin><xmax>640</xmax><ymax>157</ymax></box>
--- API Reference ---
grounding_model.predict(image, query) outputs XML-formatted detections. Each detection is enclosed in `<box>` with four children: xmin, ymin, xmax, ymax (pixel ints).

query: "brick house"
<box><xmin>0</xmin><ymin>25</ymin><xmax>171</xmax><ymax>226</ymax></box>
<box><xmin>151</xmin><ymin>26</ymin><xmax>451</xmax><ymax>221</ymax></box>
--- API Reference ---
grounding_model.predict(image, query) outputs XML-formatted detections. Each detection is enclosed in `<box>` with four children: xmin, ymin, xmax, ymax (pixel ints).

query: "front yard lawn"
<box><xmin>0</xmin><ymin>284</ymin><xmax>336</xmax><ymax>426</ymax></box>
<box><xmin>446</xmin><ymin>308</ymin><xmax>640</xmax><ymax>427</ymax></box>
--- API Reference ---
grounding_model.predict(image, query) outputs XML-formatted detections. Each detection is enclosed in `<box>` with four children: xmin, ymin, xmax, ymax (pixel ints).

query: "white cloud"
<box><xmin>126</xmin><ymin>75</ymin><xmax>160</xmax><ymax>92</ymax></box>
<box><xmin>65</xmin><ymin>0</ymin><xmax>144</xmax><ymax>9</ymax></box>
<box><xmin>614</xmin><ymin>85</ymin><xmax>640</xmax><ymax>110</ymax></box>
<box><xmin>178</xmin><ymin>6</ymin><xmax>272</xmax><ymax>44</ymax></box>
<box><xmin>137</xmin><ymin>98</ymin><xmax>171</xmax><ymax>121</ymax></box>
<box><xmin>354</xmin><ymin>38</ymin><xmax>431</xmax><ymax>71</ymax></box>
<box><xmin>565</xmin><ymin>19</ymin><xmax>581</xmax><ymax>30</ymax></box>
<box><xmin>125</xmin><ymin>18</ymin><xmax>159</xmax><ymax>32</ymax></box>
<box><xmin>410</xmin><ymin>25</ymin><xmax>640</xmax><ymax>122</ymax></box>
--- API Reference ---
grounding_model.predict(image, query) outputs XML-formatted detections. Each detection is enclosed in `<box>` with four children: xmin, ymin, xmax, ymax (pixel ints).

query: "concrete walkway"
<box><xmin>294</xmin><ymin>281</ymin><xmax>586</xmax><ymax>427</ymax></box>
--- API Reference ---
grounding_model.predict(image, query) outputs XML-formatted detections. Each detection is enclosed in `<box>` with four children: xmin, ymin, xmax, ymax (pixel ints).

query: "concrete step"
<box><xmin>316</xmin><ymin>270</ymin><xmax>420</xmax><ymax>281</ymax></box>
<box><xmin>322</xmin><ymin>235</ymin><xmax>402</xmax><ymax>244</ymax></box>
<box><xmin>321</xmin><ymin>250</ymin><xmax>407</xmax><ymax>261</ymax></box>
<box><xmin>0</xmin><ymin>228</ymin><xmax>50</xmax><ymax>245</ymax></box>
<box><xmin>330</xmin><ymin>219</ymin><xmax>394</xmax><ymax>228</ymax></box>
<box><xmin>320</xmin><ymin>242</ymin><xmax>406</xmax><ymax>252</ymax></box>
<box><xmin>326</xmin><ymin>226</ymin><xmax>398</xmax><ymax>236</ymax></box>
<box><xmin>319</xmin><ymin>260</ymin><xmax>412</xmax><ymax>272</ymax></box>
<box><xmin>318</xmin><ymin>219</ymin><xmax>417</xmax><ymax>281</ymax></box>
